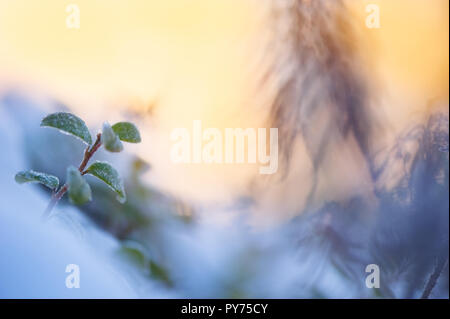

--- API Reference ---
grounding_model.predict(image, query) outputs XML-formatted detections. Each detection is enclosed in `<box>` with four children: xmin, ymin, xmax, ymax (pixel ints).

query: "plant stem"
<box><xmin>42</xmin><ymin>184</ymin><xmax>68</xmax><ymax>219</ymax></box>
<box><xmin>42</xmin><ymin>133</ymin><xmax>102</xmax><ymax>219</ymax></box>
<box><xmin>79</xmin><ymin>133</ymin><xmax>102</xmax><ymax>172</ymax></box>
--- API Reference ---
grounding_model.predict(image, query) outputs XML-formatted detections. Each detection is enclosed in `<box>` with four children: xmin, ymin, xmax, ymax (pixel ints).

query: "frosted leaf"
<box><xmin>15</xmin><ymin>170</ymin><xmax>59</xmax><ymax>190</ymax></box>
<box><xmin>102</xmin><ymin>122</ymin><xmax>123</xmax><ymax>153</ymax></box>
<box><xmin>112</xmin><ymin>122</ymin><xmax>141</xmax><ymax>143</ymax></box>
<box><xmin>41</xmin><ymin>112</ymin><xmax>92</xmax><ymax>145</ymax></box>
<box><xmin>85</xmin><ymin>161</ymin><xmax>126</xmax><ymax>203</ymax></box>
<box><xmin>67</xmin><ymin>166</ymin><xmax>92</xmax><ymax>205</ymax></box>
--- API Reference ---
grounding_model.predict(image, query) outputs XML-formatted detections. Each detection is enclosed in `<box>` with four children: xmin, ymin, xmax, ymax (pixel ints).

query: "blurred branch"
<box><xmin>421</xmin><ymin>242</ymin><xmax>449</xmax><ymax>299</ymax></box>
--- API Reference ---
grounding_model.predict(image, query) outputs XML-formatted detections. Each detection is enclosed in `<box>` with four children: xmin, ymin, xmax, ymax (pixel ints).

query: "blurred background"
<box><xmin>0</xmin><ymin>0</ymin><xmax>448</xmax><ymax>298</ymax></box>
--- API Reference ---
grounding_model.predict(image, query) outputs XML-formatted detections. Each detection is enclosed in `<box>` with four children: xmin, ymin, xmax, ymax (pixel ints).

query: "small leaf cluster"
<box><xmin>15</xmin><ymin>112</ymin><xmax>141</xmax><ymax>207</ymax></box>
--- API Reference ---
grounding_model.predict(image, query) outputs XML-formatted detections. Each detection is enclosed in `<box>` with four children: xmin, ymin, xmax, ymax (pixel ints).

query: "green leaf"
<box><xmin>102</xmin><ymin>122</ymin><xmax>123</xmax><ymax>152</ymax></box>
<box><xmin>41</xmin><ymin>112</ymin><xmax>92</xmax><ymax>145</ymax></box>
<box><xmin>149</xmin><ymin>260</ymin><xmax>172</xmax><ymax>287</ymax></box>
<box><xmin>112</xmin><ymin>122</ymin><xmax>141</xmax><ymax>143</ymax></box>
<box><xmin>15</xmin><ymin>170</ymin><xmax>59</xmax><ymax>190</ymax></box>
<box><xmin>85</xmin><ymin>161</ymin><xmax>126</xmax><ymax>203</ymax></box>
<box><xmin>67</xmin><ymin>166</ymin><xmax>92</xmax><ymax>205</ymax></box>
<box><xmin>119</xmin><ymin>241</ymin><xmax>148</xmax><ymax>269</ymax></box>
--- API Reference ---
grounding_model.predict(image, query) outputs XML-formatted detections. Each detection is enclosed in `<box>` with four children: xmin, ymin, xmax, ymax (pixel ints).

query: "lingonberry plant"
<box><xmin>14</xmin><ymin>112</ymin><xmax>141</xmax><ymax>218</ymax></box>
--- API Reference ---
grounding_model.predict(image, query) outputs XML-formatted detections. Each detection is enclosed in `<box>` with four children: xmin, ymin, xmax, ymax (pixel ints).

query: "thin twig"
<box><xmin>42</xmin><ymin>184</ymin><xmax>68</xmax><ymax>220</ymax></box>
<box><xmin>42</xmin><ymin>133</ymin><xmax>102</xmax><ymax>219</ymax></box>
<box><xmin>421</xmin><ymin>243</ymin><xmax>449</xmax><ymax>299</ymax></box>
<box><xmin>78</xmin><ymin>133</ymin><xmax>102</xmax><ymax>172</ymax></box>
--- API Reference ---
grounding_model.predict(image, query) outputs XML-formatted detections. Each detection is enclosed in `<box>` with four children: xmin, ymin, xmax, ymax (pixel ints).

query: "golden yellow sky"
<box><xmin>352</xmin><ymin>0</ymin><xmax>449</xmax><ymax>129</ymax></box>
<box><xmin>1</xmin><ymin>0</ymin><xmax>447</xmax><ymax>128</ymax></box>
<box><xmin>0</xmin><ymin>0</ymin><xmax>261</xmax><ymax>118</ymax></box>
